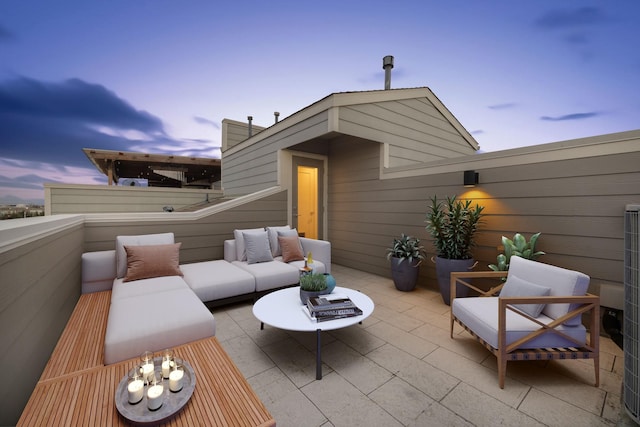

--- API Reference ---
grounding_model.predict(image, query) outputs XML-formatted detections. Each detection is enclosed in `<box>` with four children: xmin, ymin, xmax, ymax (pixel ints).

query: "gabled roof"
<box><xmin>224</xmin><ymin>87</ymin><xmax>479</xmax><ymax>155</ymax></box>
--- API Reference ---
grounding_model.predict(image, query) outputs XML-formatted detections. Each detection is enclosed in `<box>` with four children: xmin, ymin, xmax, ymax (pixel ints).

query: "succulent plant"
<box><xmin>300</xmin><ymin>273</ymin><xmax>327</xmax><ymax>291</ymax></box>
<box><xmin>386</xmin><ymin>233</ymin><xmax>426</xmax><ymax>265</ymax></box>
<box><xmin>425</xmin><ymin>195</ymin><xmax>484</xmax><ymax>260</ymax></box>
<box><xmin>488</xmin><ymin>232</ymin><xmax>545</xmax><ymax>272</ymax></box>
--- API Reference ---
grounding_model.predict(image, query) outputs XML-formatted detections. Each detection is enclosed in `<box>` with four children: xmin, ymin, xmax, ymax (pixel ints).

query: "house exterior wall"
<box><xmin>222</xmin><ymin>111</ymin><xmax>330</xmax><ymax>195</ymax></box>
<box><xmin>0</xmin><ymin>217</ymin><xmax>84</xmax><ymax>426</ymax></box>
<box><xmin>328</xmin><ymin>130</ymin><xmax>640</xmax><ymax>298</ymax></box>
<box><xmin>340</xmin><ymin>97</ymin><xmax>477</xmax><ymax>167</ymax></box>
<box><xmin>45</xmin><ymin>184</ymin><xmax>224</xmax><ymax>215</ymax></box>
<box><xmin>221</xmin><ymin>118</ymin><xmax>266</xmax><ymax>151</ymax></box>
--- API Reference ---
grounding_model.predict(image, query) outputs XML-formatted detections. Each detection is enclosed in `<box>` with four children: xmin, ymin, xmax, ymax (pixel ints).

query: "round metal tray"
<box><xmin>115</xmin><ymin>358</ymin><xmax>196</xmax><ymax>425</ymax></box>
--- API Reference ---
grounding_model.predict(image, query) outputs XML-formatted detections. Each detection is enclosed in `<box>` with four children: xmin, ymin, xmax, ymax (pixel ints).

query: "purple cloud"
<box><xmin>540</xmin><ymin>112</ymin><xmax>599</xmax><ymax>121</ymax></box>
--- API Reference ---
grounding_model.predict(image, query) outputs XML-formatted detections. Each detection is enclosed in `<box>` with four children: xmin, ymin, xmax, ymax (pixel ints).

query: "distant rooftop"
<box><xmin>83</xmin><ymin>148</ymin><xmax>221</xmax><ymax>188</ymax></box>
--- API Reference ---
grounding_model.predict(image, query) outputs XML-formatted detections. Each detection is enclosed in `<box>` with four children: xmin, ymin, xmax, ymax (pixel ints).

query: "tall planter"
<box><xmin>435</xmin><ymin>257</ymin><xmax>475</xmax><ymax>305</ymax></box>
<box><xmin>390</xmin><ymin>257</ymin><xmax>420</xmax><ymax>291</ymax></box>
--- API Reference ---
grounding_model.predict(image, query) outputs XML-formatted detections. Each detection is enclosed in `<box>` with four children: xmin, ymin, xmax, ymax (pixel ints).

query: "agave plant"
<box><xmin>386</xmin><ymin>233</ymin><xmax>426</xmax><ymax>265</ymax></box>
<box><xmin>488</xmin><ymin>232</ymin><xmax>545</xmax><ymax>272</ymax></box>
<box><xmin>425</xmin><ymin>195</ymin><xmax>484</xmax><ymax>260</ymax></box>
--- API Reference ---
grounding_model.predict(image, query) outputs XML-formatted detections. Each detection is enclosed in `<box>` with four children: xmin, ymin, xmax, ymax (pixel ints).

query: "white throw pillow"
<box><xmin>243</xmin><ymin>231</ymin><xmax>274</xmax><ymax>264</ymax></box>
<box><xmin>499</xmin><ymin>274</ymin><xmax>551</xmax><ymax>318</ymax></box>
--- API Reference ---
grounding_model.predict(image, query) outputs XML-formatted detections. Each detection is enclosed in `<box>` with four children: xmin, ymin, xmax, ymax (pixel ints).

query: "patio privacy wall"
<box><xmin>327</xmin><ymin>130</ymin><xmax>640</xmax><ymax>295</ymax></box>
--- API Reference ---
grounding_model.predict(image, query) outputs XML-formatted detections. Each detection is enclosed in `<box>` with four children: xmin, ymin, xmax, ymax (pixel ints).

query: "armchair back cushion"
<box><xmin>507</xmin><ymin>256</ymin><xmax>589</xmax><ymax>326</ymax></box>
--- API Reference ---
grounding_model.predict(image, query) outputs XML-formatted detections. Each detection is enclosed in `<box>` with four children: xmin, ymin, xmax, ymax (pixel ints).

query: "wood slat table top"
<box><xmin>18</xmin><ymin>337</ymin><xmax>275</xmax><ymax>427</ymax></box>
<box><xmin>39</xmin><ymin>290</ymin><xmax>111</xmax><ymax>381</ymax></box>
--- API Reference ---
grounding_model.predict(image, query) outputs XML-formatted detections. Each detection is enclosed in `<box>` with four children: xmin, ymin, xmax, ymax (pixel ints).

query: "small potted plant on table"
<box><xmin>299</xmin><ymin>273</ymin><xmax>328</xmax><ymax>304</ymax></box>
<box><xmin>386</xmin><ymin>233</ymin><xmax>425</xmax><ymax>291</ymax></box>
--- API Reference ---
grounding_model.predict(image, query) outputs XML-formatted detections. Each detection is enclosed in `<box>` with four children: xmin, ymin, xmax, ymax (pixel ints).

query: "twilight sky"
<box><xmin>1</xmin><ymin>1</ymin><xmax>639</xmax><ymax>204</ymax></box>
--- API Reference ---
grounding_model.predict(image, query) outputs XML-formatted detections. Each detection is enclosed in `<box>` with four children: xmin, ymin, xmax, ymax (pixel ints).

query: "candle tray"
<box><xmin>115</xmin><ymin>357</ymin><xmax>196</xmax><ymax>425</ymax></box>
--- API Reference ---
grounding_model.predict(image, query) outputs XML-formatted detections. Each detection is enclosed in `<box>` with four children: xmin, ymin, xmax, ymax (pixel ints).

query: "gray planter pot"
<box><xmin>300</xmin><ymin>288</ymin><xmax>331</xmax><ymax>305</ymax></box>
<box><xmin>390</xmin><ymin>257</ymin><xmax>420</xmax><ymax>292</ymax></box>
<box><xmin>435</xmin><ymin>256</ymin><xmax>475</xmax><ymax>305</ymax></box>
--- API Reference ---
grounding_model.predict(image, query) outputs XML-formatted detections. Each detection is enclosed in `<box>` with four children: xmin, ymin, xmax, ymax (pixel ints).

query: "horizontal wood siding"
<box><xmin>339</xmin><ymin>98</ymin><xmax>476</xmax><ymax>168</ymax></box>
<box><xmin>328</xmin><ymin>135</ymin><xmax>640</xmax><ymax>297</ymax></box>
<box><xmin>221</xmin><ymin>119</ymin><xmax>265</xmax><ymax>151</ymax></box>
<box><xmin>46</xmin><ymin>184</ymin><xmax>223</xmax><ymax>214</ymax></box>
<box><xmin>0</xmin><ymin>223</ymin><xmax>84</xmax><ymax>426</ymax></box>
<box><xmin>223</xmin><ymin>111</ymin><xmax>329</xmax><ymax>195</ymax></box>
<box><xmin>83</xmin><ymin>190</ymin><xmax>288</xmax><ymax>263</ymax></box>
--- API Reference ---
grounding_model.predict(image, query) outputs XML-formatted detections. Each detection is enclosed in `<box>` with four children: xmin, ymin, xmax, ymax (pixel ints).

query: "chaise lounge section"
<box><xmin>81</xmin><ymin>227</ymin><xmax>331</xmax><ymax>364</ymax></box>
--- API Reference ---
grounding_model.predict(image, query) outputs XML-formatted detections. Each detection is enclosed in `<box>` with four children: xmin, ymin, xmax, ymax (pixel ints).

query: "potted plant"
<box><xmin>299</xmin><ymin>272</ymin><xmax>328</xmax><ymax>304</ymax></box>
<box><xmin>425</xmin><ymin>195</ymin><xmax>484</xmax><ymax>304</ymax></box>
<box><xmin>386</xmin><ymin>233</ymin><xmax>425</xmax><ymax>291</ymax></box>
<box><xmin>489</xmin><ymin>232</ymin><xmax>545</xmax><ymax>273</ymax></box>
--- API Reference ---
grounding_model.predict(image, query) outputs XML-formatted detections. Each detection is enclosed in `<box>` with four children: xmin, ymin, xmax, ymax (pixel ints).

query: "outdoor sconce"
<box><xmin>464</xmin><ymin>170</ymin><xmax>479</xmax><ymax>187</ymax></box>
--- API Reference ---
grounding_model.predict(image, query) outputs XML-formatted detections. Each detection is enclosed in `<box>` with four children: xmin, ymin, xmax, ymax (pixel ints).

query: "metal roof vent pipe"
<box><xmin>274</xmin><ymin>111</ymin><xmax>280</xmax><ymax>123</ymax></box>
<box><xmin>247</xmin><ymin>116</ymin><xmax>253</xmax><ymax>137</ymax></box>
<box><xmin>383</xmin><ymin>55</ymin><xmax>394</xmax><ymax>90</ymax></box>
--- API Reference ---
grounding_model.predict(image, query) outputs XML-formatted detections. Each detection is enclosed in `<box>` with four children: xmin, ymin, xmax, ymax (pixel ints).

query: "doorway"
<box><xmin>292</xmin><ymin>156</ymin><xmax>324</xmax><ymax>239</ymax></box>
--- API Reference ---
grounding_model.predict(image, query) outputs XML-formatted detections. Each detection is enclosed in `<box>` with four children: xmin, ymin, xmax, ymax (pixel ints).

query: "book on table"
<box><xmin>304</xmin><ymin>294</ymin><xmax>363</xmax><ymax>321</ymax></box>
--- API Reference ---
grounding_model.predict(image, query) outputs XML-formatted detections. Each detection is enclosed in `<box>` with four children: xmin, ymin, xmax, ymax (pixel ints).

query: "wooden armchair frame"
<box><xmin>449</xmin><ymin>270</ymin><xmax>600</xmax><ymax>389</ymax></box>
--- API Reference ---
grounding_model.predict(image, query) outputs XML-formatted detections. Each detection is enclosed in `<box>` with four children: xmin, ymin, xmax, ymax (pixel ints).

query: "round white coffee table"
<box><xmin>253</xmin><ymin>286</ymin><xmax>374</xmax><ymax>379</ymax></box>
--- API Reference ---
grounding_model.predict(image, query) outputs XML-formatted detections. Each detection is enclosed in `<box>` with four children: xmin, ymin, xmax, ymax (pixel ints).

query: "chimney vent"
<box><xmin>247</xmin><ymin>116</ymin><xmax>253</xmax><ymax>137</ymax></box>
<box><xmin>383</xmin><ymin>55</ymin><xmax>394</xmax><ymax>90</ymax></box>
<box><xmin>274</xmin><ymin>112</ymin><xmax>280</xmax><ymax>123</ymax></box>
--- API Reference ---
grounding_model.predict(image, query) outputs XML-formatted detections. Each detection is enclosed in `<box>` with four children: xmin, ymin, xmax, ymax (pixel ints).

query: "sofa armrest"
<box><xmin>300</xmin><ymin>238</ymin><xmax>331</xmax><ymax>274</ymax></box>
<box><xmin>81</xmin><ymin>250</ymin><xmax>116</xmax><ymax>294</ymax></box>
<box><xmin>224</xmin><ymin>240</ymin><xmax>238</xmax><ymax>262</ymax></box>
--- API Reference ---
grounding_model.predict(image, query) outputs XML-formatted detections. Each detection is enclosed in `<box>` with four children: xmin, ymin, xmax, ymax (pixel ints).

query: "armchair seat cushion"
<box><xmin>453</xmin><ymin>297</ymin><xmax>586</xmax><ymax>349</ymax></box>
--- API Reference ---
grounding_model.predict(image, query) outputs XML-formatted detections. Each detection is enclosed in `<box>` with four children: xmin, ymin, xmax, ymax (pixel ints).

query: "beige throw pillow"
<box><xmin>278</xmin><ymin>235</ymin><xmax>304</xmax><ymax>262</ymax></box>
<box><xmin>123</xmin><ymin>243</ymin><xmax>183</xmax><ymax>282</ymax></box>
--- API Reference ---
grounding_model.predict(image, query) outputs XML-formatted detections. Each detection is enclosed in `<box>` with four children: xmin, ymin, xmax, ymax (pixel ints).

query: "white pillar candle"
<box><xmin>127</xmin><ymin>378</ymin><xmax>144</xmax><ymax>404</ymax></box>
<box><xmin>141</xmin><ymin>362</ymin><xmax>154</xmax><ymax>383</ymax></box>
<box><xmin>161</xmin><ymin>360</ymin><xmax>174</xmax><ymax>379</ymax></box>
<box><xmin>169</xmin><ymin>368</ymin><xmax>184</xmax><ymax>392</ymax></box>
<box><xmin>147</xmin><ymin>384</ymin><xmax>164</xmax><ymax>410</ymax></box>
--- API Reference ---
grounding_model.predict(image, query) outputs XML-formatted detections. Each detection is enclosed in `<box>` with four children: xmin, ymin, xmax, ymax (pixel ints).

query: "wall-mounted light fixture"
<box><xmin>464</xmin><ymin>170</ymin><xmax>479</xmax><ymax>187</ymax></box>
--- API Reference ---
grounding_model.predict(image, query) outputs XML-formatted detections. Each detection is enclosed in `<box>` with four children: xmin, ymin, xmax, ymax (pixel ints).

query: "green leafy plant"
<box><xmin>425</xmin><ymin>195</ymin><xmax>484</xmax><ymax>260</ymax></box>
<box><xmin>488</xmin><ymin>232</ymin><xmax>545</xmax><ymax>272</ymax></box>
<box><xmin>386</xmin><ymin>233</ymin><xmax>426</xmax><ymax>265</ymax></box>
<box><xmin>300</xmin><ymin>273</ymin><xmax>327</xmax><ymax>291</ymax></box>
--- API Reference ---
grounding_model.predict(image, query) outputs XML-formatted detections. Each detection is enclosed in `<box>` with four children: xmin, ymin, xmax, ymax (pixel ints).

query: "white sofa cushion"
<box><xmin>508</xmin><ymin>256</ymin><xmax>589</xmax><ymax>326</ymax></box>
<box><xmin>180</xmin><ymin>260</ymin><xmax>256</xmax><ymax>301</ymax></box>
<box><xmin>499</xmin><ymin>274</ymin><xmax>551</xmax><ymax>317</ymax></box>
<box><xmin>115</xmin><ymin>232</ymin><xmax>175</xmax><ymax>279</ymax></box>
<box><xmin>104</xmin><ymin>285</ymin><xmax>215</xmax><ymax>364</ymax></box>
<box><xmin>452</xmin><ymin>297</ymin><xmax>586</xmax><ymax>349</ymax></box>
<box><xmin>232</xmin><ymin>260</ymin><xmax>301</xmax><ymax>292</ymax></box>
<box><xmin>277</xmin><ymin>258</ymin><xmax>326</xmax><ymax>275</ymax></box>
<box><xmin>112</xmin><ymin>275</ymin><xmax>187</xmax><ymax>300</ymax></box>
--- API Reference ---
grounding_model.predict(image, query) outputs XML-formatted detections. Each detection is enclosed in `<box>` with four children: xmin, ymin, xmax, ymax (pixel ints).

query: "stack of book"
<box><xmin>304</xmin><ymin>294</ymin><xmax>362</xmax><ymax>322</ymax></box>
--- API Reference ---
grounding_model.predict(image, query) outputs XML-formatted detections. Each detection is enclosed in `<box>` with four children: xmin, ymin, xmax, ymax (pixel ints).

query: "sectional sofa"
<box><xmin>81</xmin><ymin>227</ymin><xmax>331</xmax><ymax>364</ymax></box>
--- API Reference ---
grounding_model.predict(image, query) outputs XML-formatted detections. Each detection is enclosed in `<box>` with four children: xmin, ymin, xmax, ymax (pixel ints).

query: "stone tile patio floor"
<box><xmin>212</xmin><ymin>264</ymin><xmax>631</xmax><ymax>427</ymax></box>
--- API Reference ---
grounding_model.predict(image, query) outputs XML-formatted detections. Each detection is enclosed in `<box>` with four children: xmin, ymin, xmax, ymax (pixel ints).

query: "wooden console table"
<box><xmin>18</xmin><ymin>291</ymin><xmax>274</xmax><ymax>426</ymax></box>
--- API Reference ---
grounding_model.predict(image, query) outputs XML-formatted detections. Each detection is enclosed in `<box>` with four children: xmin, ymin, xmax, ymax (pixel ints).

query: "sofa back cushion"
<box><xmin>266</xmin><ymin>225</ymin><xmax>291</xmax><ymax>256</ymax></box>
<box><xmin>116</xmin><ymin>233</ymin><xmax>175</xmax><ymax>279</ymax></box>
<box><xmin>233</xmin><ymin>228</ymin><xmax>265</xmax><ymax>261</ymax></box>
<box><xmin>507</xmin><ymin>256</ymin><xmax>589</xmax><ymax>326</ymax></box>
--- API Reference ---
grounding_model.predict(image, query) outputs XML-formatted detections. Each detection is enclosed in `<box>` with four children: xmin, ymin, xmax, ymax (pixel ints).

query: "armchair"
<box><xmin>449</xmin><ymin>256</ymin><xmax>600</xmax><ymax>389</ymax></box>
